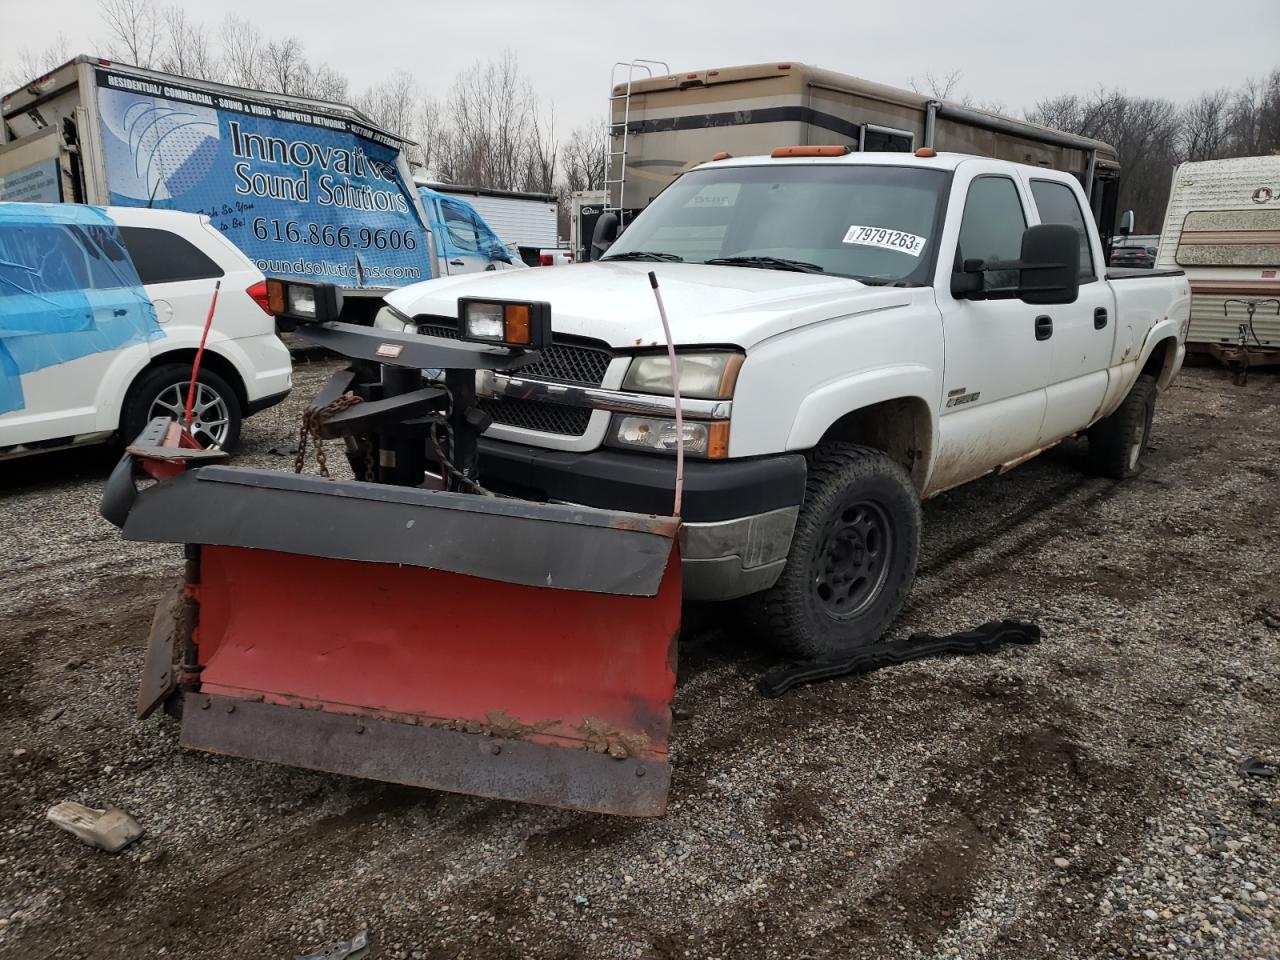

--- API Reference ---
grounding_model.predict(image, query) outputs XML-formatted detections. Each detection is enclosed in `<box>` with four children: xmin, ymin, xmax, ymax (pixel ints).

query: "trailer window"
<box><xmin>117</xmin><ymin>227</ymin><xmax>224</xmax><ymax>285</ymax></box>
<box><xmin>1030</xmin><ymin>179</ymin><xmax>1095</xmax><ymax>281</ymax></box>
<box><xmin>1175</xmin><ymin>209</ymin><xmax>1280</xmax><ymax>267</ymax></box>
<box><xmin>957</xmin><ymin>176</ymin><xmax>1026</xmax><ymax>293</ymax></box>
<box><xmin>604</xmin><ymin>164</ymin><xmax>949</xmax><ymax>285</ymax></box>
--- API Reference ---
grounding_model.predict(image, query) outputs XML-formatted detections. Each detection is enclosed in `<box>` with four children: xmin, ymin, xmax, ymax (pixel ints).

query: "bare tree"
<box><xmin>157</xmin><ymin>7</ymin><xmax>218</xmax><ymax>81</ymax></box>
<box><xmin>1180</xmin><ymin>89</ymin><xmax>1232</xmax><ymax>161</ymax></box>
<box><xmin>559</xmin><ymin>123</ymin><xmax>608</xmax><ymax>194</ymax></box>
<box><xmin>909</xmin><ymin>68</ymin><xmax>963</xmax><ymax>100</ymax></box>
<box><xmin>219</xmin><ymin>15</ymin><xmax>262</xmax><ymax>89</ymax></box>
<box><xmin>5</xmin><ymin>34</ymin><xmax>70</xmax><ymax>86</ymax></box>
<box><xmin>101</xmin><ymin>0</ymin><xmax>160</xmax><ymax>67</ymax></box>
<box><xmin>435</xmin><ymin>51</ymin><xmax>557</xmax><ymax>193</ymax></box>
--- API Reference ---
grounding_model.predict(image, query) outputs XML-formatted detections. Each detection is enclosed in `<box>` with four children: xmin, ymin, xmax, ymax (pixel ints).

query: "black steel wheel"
<box><xmin>749</xmin><ymin>443</ymin><xmax>921</xmax><ymax>659</ymax></box>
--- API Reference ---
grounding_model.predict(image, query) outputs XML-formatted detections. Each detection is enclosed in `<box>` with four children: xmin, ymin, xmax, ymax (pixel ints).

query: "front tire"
<box><xmin>1087</xmin><ymin>374</ymin><xmax>1157</xmax><ymax>480</ymax></box>
<box><xmin>749</xmin><ymin>443</ymin><xmax>921</xmax><ymax>659</ymax></box>
<box><xmin>122</xmin><ymin>363</ymin><xmax>243</xmax><ymax>451</ymax></box>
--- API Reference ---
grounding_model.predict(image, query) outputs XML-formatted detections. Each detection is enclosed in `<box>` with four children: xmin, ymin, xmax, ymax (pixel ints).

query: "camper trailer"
<box><xmin>603</xmin><ymin>62</ymin><xmax>1122</xmax><ymax>249</ymax></box>
<box><xmin>1154</xmin><ymin>155</ymin><xmax>1280</xmax><ymax>367</ymax></box>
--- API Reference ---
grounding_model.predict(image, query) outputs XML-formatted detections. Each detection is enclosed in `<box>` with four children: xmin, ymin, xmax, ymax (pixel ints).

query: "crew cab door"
<box><xmin>437</xmin><ymin>196</ymin><xmax>503</xmax><ymax>275</ymax></box>
<box><xmin>930</xmin><ymin>164</ymin><xmax>1052</xmax><ymax>492</ymax></box>
<box><xmin>1025</xmin><ymin>176</ymin><xmax>1115</xmax><ymax>444</ymax></box>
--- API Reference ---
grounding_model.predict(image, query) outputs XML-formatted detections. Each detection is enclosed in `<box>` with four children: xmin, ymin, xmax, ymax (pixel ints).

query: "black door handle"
<box><xmin>449</xmin><ymin>259</ymin><xmax>464</xmax><ymax>266</ymax></box>
<box><xmin>113</xmin><ymin>308</ymin><xmax>128</xmax><ymax>316</ymax></box>
<box><xmin>1035</xmin><ymin>315</ymin><xmax>1053</xmax><ymax>341</ymax></box>
<box><xmin>1095</xmin><ymin>307</ymin><xmax>1108</xmax><ymax>329</ymax></box>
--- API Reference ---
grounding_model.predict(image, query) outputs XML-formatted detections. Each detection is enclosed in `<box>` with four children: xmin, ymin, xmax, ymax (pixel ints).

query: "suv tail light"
<box><xmin>246</xmin><ymin>280</ymin><xmax>272</xmax><ymax>315</ymax></box>
<box><xmin>539</xmin><ymin>253</ymin><xmax>554</xmax><ymax>266</ymax></box>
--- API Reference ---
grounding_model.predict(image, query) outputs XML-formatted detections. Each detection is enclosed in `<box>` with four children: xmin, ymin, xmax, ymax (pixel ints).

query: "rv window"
<box><xmin>1030</xmin><ymin>179</ymin><xmax>1095</xmax><ymax>281</ymax></box>
<box><xmin>117</xmin><ymin>227</ymin><xmax>225</xmax><ymax>284</ymax></box>
<box><xmin>862</xmin><ymin>127</ymin><xmax>914</xmax><ymax>152</ymax></box>
<box><xmin>1175</xmin><ymin>208</ymin><xmax>1280</xmax><ymax>267</ymax></box>
<box><xmin>957</xmin><ymin>176</ymin><xmax>1027</xmax><ymax>293</ymax></box>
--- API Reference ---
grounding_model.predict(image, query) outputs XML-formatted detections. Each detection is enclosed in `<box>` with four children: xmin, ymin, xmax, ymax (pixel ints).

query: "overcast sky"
<box><xmin>4</xmin><ymin>0</ymin><xmax>1278</xmax><ymax>132</ymax></box>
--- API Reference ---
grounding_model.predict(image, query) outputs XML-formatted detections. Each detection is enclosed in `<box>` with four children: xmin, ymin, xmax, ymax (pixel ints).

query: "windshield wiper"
<box><xmin>703</xmin><ymin>256</ymin><xmax>824</xmax><ymax>274</ymax></box>
<box><xmin>602</xmin><ymin>250</ymin><xmax>684</xmax><ymax>262</ymax></box>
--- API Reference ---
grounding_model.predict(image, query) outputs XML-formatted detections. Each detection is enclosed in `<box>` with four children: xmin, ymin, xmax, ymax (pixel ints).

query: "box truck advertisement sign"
<box><xmin>93</xmin><ymin>68</ymin><xmax>429</xmax><ymax>287</ymax></box>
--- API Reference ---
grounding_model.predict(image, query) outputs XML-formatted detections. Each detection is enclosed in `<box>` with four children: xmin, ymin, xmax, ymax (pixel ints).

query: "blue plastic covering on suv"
<box><xmin>0</xmin><ymin>203</ymin><xmax>161</xmax><ymax>414</ymax></box>
<box><xmin>417</xmin><ymin>187</ymin><xmax>512</xmax><ymax>264</ymax></box>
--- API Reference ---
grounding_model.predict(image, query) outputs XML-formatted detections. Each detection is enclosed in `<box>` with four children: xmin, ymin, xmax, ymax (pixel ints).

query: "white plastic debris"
<box><xmin>46</xmin><ymin>802</ymin><xmax>145</xmax><ymax>853</ymax></box>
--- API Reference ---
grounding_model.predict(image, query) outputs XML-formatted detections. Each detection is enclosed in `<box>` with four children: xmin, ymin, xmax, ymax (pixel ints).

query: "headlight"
<box><xmin>374</xmin><ymin>304</ymin><xmax>412</xmax><ymax>331</ymax></box>
<box><xmin>608</xmin><ymin>415</ymin><xmax>730</xmax><ymax>459</ymax></box>
<box><xmin>621</xmin><ymin>351</ymin><xmax>743</xmax><ymax>399</ymax></box>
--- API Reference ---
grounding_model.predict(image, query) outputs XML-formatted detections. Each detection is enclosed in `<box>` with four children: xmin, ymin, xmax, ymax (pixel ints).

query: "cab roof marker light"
<box><xmin>770</xmin><ymin>145</ymin><xmax>853</xmax><ymax>158</ymax></box>
<box><xmin>711</xmin><ymin>151</ymin><xmax>733</xmax><ymax>161</ymax></box>
<box><xmin>915</xmin><ymin>147</ymin><xmax>938</xmax><ymax>158</ymax></box>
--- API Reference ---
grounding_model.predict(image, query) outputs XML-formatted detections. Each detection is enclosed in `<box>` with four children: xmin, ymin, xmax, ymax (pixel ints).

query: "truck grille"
<box><xmin>417</xmin><ymin>317</ymin><xmax>612</xmax><ymax>436</ymax></box>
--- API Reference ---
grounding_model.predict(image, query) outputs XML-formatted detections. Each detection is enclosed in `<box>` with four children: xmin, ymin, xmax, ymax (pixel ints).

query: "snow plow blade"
<box><xmin>109</xmin><ymin>463</ymin><xmax>681</xmax><ymax>817</ymax></box>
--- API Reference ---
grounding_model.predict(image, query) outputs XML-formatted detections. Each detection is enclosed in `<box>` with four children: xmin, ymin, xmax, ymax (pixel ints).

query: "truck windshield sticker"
<box><xmin>842</xmin><ymin>225</ymin><xmax>927</xmax><ymax>256</ymax></box>
<box><xmin>92</xmin><ymin>67</ymin><xmax>430</xmax><ymax>289</ymax></box>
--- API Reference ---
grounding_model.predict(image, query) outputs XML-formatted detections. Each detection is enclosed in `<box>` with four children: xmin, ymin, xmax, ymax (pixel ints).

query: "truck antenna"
<box><xmin>648</xmin><ymin>271</ymin><xmax>684</xmax><ymax>516</ymax></box>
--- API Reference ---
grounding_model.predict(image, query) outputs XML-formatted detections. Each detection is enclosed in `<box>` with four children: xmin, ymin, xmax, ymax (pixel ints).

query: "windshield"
<box><xmin>604</xmin><ymin>164</ymin><xmax>950</xmax><ymax>284</ymax></box>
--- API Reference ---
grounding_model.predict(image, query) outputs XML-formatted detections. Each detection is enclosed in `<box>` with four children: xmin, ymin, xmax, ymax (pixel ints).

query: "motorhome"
<box><xmin>603</xmin><ymin>62</ymin><xmax>1123</xmax><ymax>248</ymax></box>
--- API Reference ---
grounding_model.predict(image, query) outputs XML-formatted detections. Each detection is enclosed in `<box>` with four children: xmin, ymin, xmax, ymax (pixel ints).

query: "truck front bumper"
<box><xmin>477</xmin><ymin>439</ymin><xmax>806</xmax><ymax>601</ymax></box>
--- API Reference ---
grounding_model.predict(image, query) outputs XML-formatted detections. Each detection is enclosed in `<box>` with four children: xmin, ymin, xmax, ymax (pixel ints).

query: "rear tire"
<box><xmin>748</xmin><ymin>443</ymin><xmax>921</xmax><ymax>660</ymax></box>
<box><xmin>122</xmin><ymin>363</ymin><xmax>243</xmax><ymax>452</ymax></box>
<box><xmin>1087</xmin><ymin>374</ymin><xmax>1157</xmax><ymax>480</ymax></box>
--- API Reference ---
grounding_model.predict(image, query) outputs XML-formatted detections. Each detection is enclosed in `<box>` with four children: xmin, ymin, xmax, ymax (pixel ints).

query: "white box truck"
<box><xmin>419</xmin><ymin>179</ymin><xmax>559</xmax><ymax>265</ymax></box>
<box><xmin>1</xmin><ymin>56</ymin><xmax>436</xmax><ymax>322</ymax></box>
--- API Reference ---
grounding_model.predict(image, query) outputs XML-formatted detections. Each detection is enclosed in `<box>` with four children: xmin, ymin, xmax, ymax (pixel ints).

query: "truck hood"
<box><xmin>384</xmin><ymin>261</ymin><xmax>915</xmax><ymax>349</ymax></box>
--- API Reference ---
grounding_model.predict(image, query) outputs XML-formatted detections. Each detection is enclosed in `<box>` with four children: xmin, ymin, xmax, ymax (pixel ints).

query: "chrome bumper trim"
<box><xmin>477</xmin><ymin>371</ymin><xmax>732</xmax><ymax>421</ymax></box>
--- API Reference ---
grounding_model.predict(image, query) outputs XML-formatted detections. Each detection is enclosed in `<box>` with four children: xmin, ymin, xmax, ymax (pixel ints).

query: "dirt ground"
<box><xmin>1</xmin><ymin>359</ymin><xmax>1277</xmax><ymax>960</ymax></box>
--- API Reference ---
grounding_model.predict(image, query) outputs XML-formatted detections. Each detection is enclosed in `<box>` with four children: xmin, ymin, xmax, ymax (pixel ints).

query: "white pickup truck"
<box><xmin>377</xmin><ymin>149</ymin><xmax>1191</xmax><ymax>657</ymax></box>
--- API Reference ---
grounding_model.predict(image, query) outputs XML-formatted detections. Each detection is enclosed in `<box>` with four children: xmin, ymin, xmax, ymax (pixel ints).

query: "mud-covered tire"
<box><xmin>1088</xmin><ymin>374</ymin><xmax>1157</xmax><ymax>480</ymax></box>
<box><xmin>749</xmin><ymin>443</ymin><xmax>921</xmax><ymax>659</ymax></box>
<box><xmin>122</xmin><ymin>363</ymin><xmax>242</xmax><ymax>452</ymax></box>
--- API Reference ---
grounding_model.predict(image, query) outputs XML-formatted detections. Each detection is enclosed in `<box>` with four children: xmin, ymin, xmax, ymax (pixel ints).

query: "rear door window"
<box><xmin>117</xmin><ymin>226</ymin><xmax>225</xmax><ymax>285</ymax></box>
<box><xmin>1030</xmin><ymin>179</ymin><xmax>1096</xmax><ymax>281</ymax></box>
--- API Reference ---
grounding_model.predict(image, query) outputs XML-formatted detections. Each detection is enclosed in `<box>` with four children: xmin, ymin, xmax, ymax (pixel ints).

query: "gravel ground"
<box><xmin>0</xmin><ymin>359</ymin><xmax>1277</xmax><ymax>960</ymax></box>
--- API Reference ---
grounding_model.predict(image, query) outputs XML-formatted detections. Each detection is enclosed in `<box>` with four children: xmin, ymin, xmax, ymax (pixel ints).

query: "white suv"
<box><xmin>0</xmin><ymin>204</ymin><xmax>292</xmax><ymax>458</ymax></box>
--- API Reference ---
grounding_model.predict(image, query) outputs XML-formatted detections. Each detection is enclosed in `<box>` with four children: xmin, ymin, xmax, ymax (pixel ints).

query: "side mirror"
<box><xmin>589</xmin><ymin>212</ymin><xmax>619</xmax><ymax>261</ymax></box>
<box><xmin>1117</xmin><ymin>210</ymin><xmax>1134</xmax><ymax>238</ymax></box>
<box><xmin>949</xmin><ymin>224</ymin><xmax>1080</xmax><ymax>305</ymax></box>
<box><xmin>1017</xmin><ymin>224</ymin><xmax>1080</xmax><ymax>305</ymax></box>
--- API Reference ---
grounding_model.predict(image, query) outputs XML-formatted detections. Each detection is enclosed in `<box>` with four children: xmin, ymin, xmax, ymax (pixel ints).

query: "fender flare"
<box><xmin>785</xmin><ymin>364</ymin><xmax>940</xmax><ymax>482</ymax></box>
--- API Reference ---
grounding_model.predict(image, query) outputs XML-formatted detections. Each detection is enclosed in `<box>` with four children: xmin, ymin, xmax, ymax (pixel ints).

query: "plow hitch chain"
<box><xmin>103</xmin><ymin>280</ymin><xmax>682</xmax><ymax>817</ymax></box>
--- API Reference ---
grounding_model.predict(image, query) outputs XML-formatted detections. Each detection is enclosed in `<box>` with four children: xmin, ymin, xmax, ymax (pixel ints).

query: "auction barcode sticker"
<box><xmin>842</xmin><ymin>225</ymin><xmax>927</xmax><ymax>256</ymax></box>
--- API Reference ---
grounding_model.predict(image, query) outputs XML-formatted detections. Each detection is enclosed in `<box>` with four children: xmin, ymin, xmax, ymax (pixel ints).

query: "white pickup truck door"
<box><xmin>930</xmin><ymin>164</ymin><xmax>1052</xmax><ymax>492</ymax></box>
<box><xmin>1024</xmin><ymin>176</ymin><xmax>1116</xmax><ymax>444</ymax></box>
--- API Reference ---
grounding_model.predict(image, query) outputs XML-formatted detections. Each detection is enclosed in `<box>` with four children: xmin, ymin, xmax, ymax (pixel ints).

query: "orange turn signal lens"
<box><xmin>707</xmin><ymin>421</ymin><xmax>731</xmax><ymax>459</ymax></box>
<box><xmin>265</xmin><ymin>278</ymin><xmax>287</xmax><ymax>315</ymax></box>
<box><xmin>504</xmin><ymin>304</ymin><xmax>531</xmax><ymax>345</ymax></box>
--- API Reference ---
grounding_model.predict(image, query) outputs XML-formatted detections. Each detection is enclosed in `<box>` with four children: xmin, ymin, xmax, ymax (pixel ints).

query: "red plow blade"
<box><xmin>112</xmin><ymin>459</ymin><xmax>681</xmax><ymax>816</ymax></box>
